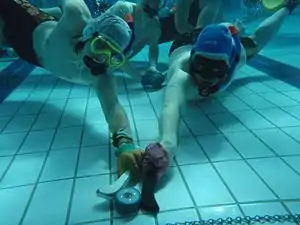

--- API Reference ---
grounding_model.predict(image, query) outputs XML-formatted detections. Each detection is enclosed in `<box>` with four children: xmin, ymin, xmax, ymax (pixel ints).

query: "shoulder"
<box><xmin>167</xmin><ymin>55</ymin><xmax>190</xmax><ymax>82</ymax></box>
<box><xmin>55</xmin><ymin>1</ymin><xmax>91</xmax><ymax>36</ymax></box>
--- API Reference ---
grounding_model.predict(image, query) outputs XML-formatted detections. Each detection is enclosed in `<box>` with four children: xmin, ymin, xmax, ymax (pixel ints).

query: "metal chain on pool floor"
<box><xmin>166</xmin><ymin>213</ymin><xmax>300</xmax><ymax>225</ymax></box>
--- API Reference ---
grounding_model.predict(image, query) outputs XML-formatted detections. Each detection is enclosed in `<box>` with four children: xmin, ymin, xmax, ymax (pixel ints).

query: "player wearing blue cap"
<box><xmin>144</xmin><ymin>0</ymin><xmax>299</xmax><ymax>175</ymax></box>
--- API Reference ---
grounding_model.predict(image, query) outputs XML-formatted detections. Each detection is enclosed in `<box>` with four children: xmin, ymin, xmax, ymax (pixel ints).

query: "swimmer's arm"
<box><xmin>120</xmin><ymin>41</ymin><xmax>150</xmax><ymax>80</ymax></box>
<box><xmin>159</xmin><ymin>67</ymin><xmax>190</xmax><ymax>158</ymax></box>
<box><xmin>174</xmin><ymin>0</ymin><xmax>194</xmax><ymax>34</ymax></box>
<box><xmin>106</xmin><ymin>1</ymin><xmax>131</xmax><ymax>19</ymax></box>
<box><xmin>92</xmin><ymin>74</ymin><xmax>132</xmax><ymax>136</ymax></box>
<box><xmin>59</xmin><ymin>0</ymin><xmax>91</xmax><ymax>34</ymax></box>
<box><xmin>121</xmin><ymin>63</ymin><xmax>142</xmax><ymax>81</ymax></box>
<box><xmin>61</xmin><ymin>0</ymin><xmax>90</xmax><ymax>15</ymax></box>
<box><xmin>148</xmin><ymin>37</ymin><xmax>159</xmax><ymax>69</ymax></box>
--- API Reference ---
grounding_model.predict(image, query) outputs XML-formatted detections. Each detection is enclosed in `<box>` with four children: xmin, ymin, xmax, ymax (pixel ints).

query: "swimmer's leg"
<box><xmin>249</xmin><ymin>1</ymin><xmax>298</xmax><ymax>55</ymax></box>
<box><xmin>196</xmin><ymin>0</ymin><xmax>223</xmax><ymax>28</ymax></box>
<box><xmin>41</xmin><ymin>7</ymin><xmax>63</xmax><ymax>19</ymax></box>
<box><xmin>0</xmin><ymin>19</ymin><xmax>9</xmax><ymax>47</ymax></box>
<box><xmin>215</xmin><ymin>6</ymin><xmax>225</xmax><ymax>23</ymax></box>
<box><xmin>242</xmin><ymin>0</ymin><xmax>295</xmax><ymax>58</ymax></box>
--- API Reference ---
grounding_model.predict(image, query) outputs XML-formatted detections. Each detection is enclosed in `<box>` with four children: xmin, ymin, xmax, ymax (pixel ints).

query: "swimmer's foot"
<box><xmin>262</xmin><ymin>0</ymin><xmax>299</xmax><ymax>13</ymax></box>
<box><xmin>284</xmin><ymin>0</ymin><xmax>299</xmax><ymax>14</ymax></box>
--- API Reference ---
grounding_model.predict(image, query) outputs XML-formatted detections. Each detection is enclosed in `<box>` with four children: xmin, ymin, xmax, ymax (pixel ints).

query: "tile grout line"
<box><xmin>173</xmin><ymin>158</ymin><xmax>203</xmax><ymax>221</ymax></box>
<box><xmin>3</xmin><ymin>152</ymin><xmax>300</xmax><ymax>192</ymax></box>
<box><xmin>248</xmin><ymin>54</ymin><xmax>300</xmax><ymax>90</ymax></box>
<box><xmin>1</xmin><ymin>51</ymin><xmax>300</xmax><ymax>223</ymax></box>
<box><xmin>0</xmin><ymin>74</ymin><xmax>57</xmax><ymax>184</ymax></box>
<box><xmin>124</xmin><ymin>74</ymin><xmax>145</xmax><ymax>145</ymax></box>
<box><xmin>108</xmin><ymin>73</ymin><xmax>133</xmax><ymax>224</ymax></box>
<box><xmin>126</xmin><ymin>72</ymin><xmax>161</xmax><ymax>225</ymax></box>
<box><xmin>227</xmin><ymin>88</ymin><xmax>300</xmax><ymax>179</ymax></box>
<box><xmin>204</xmin><ymin>96</ymin><xmax>300</xmax><ymax>216</ymax></box>
<box><xmin>139</xmin><ymin>62</ymin><xmax>300</xmax><ymax>221</ymax></box>
<box><xmin>212</xmin><ymin>87</ymin><xmax>300</xmax><ymax>156</ymax></box>
<box><xmin>194</xmin><ymin>132</ymin><xmax>247</xmax><ymax>217</ymax></box>
<box><xmin>0</xmin><ymin>73</ymin><xmax>44</xmax><ymax>133</ymax></box>
<box><xmin>145</xmin><ymin>85</ymin><xmax>174</xmax><ymax>224</ymax></box>
<box><xmin>18</xmin><ymin>79</ymin><xmax>71</xmax><ymax>224</ymax></box>
<box><xmin>0</xmin><ymin>60</ymin><xmax>35</xmax><ymax>104</ymax></box>
<box><xmin>64</xmin><ymin>87</ymin><xmax>91</xmax><ymax>225</ymax></box>
<box><xmin>114</xmin><ymin>73</ymin><xmax>162</xmax><ymax>225</ymax></box>
<box><xmin>0</xmin><ymin>74</ymin><xmax>64</xmax><ymax>135</ymax></box>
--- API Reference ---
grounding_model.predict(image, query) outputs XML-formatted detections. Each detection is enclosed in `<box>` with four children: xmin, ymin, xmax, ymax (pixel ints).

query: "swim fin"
<box><xmin>262</xmin><ymin>0</ymin><xmax>299</xmax><ymax>13</ymax></box>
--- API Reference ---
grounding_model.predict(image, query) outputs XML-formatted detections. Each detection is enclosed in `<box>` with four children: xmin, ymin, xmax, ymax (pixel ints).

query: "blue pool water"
<box><xmin>0</xmin><ymin>2</ymin><xmax>300</xmax><ymax>225</ymax></box>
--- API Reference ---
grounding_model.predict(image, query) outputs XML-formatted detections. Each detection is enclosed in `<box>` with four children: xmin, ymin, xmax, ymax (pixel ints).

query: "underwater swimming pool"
<box><xmin>0</xmin><ymin>1</ymin><xmax>300</xmax><ymax>225</ymax></box>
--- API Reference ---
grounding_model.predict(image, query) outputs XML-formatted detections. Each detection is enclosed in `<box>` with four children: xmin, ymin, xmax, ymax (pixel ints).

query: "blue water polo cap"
<box><xmin>193</xmin><ymin>24</ymin><xmax>235</xmax><ymax>65</ymax></box>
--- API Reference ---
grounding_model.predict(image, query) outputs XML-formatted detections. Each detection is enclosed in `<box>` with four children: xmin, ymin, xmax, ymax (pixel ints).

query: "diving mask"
<box><xmin>190</xmin><ymin>54</ymin><xmax>229</xmax><ymax>96</ymax></box>
<box><xmin>83</xmin><ymin>35</ymin><xmax>127</xmax><ymax>76</ymax></box>
<box><xmin>90</xmin><ymin>35</ymin><xmax>126</xmax><ymax>68</ymax></box>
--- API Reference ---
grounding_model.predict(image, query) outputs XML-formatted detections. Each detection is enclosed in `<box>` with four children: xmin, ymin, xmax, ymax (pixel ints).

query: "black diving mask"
<box><xmin>189</xmin><ymin>54</ymin><xmax>229</xmax><ymax>97</ymax></box>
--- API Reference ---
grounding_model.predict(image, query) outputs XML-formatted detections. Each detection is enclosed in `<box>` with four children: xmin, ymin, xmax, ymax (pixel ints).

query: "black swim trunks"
<box><xmin>159</xmin><ymin>0</ymin><xmax>200</xmax><ymax>44</ymax></box>
<box><xmin>168</xmin><ymin>27</ymin><xmax>203</xmax><ymax>56</ymax></box>
<box><xmin>0</xmin><ymin>0</ymin><xmax>57</xmax><ymax>66</ymax></box>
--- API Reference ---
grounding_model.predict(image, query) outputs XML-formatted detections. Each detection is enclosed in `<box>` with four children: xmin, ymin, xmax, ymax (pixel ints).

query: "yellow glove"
<box><xmin>117</xmin><ymin>149</ymin><xmax>145</xmax><ymax>183</ymax></box>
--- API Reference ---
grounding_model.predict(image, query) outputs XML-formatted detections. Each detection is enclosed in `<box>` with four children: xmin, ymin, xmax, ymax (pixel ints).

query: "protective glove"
<box><xmin>142</xmin><ymin>142</ymin><xmax>170</xmax><ymax>181</ymax></box>
<box><xmin>141</xmin><ymin>67</ymin><xmax>165</xmax><ymax>90</ymax></box>
<box><xmin>117</xmin><ymin>149</ymin><xmax>145</xmax><ymax>183</ymax></box>
<box><xmin>140</xmin><ymin>142</ymin><xmax>170</xmax><ymax>214</ymax></box>
<box><xmin>113</xmin><ymin>129</ymin><xmax>145</xmax><ymax>183</ymax></box>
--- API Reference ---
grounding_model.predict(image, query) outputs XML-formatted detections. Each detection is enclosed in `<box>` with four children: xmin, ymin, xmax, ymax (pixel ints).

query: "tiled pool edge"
<box><xmin>0</xmin><ymin>59</ymin><xmax>35</xmax><ymax>103</ymax></box>
<box><xmin>248</xmin><ymin>55</ymin><xmax>300</xmax><ymax>88</ymax></box>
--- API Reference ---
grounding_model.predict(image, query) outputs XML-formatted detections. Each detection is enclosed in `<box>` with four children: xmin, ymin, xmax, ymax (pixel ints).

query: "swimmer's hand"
<box><xmin>141</xmin><ymin>67</ymin><xmax>165</xmax><ymax>90</ymax></box>
<box><xmin>142</xmin><ymin>142</ymin><xmax>170</xmax><ymax>182</ymax></box>
<box><xmin>118</xmin><ymin>149</ymin><xmax>145</xmax><ymax>183</ymax></box>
